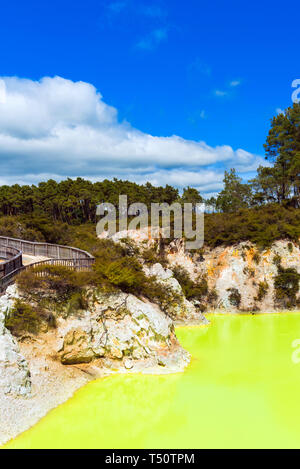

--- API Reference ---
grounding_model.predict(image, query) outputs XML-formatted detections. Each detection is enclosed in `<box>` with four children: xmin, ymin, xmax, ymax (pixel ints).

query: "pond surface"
<box><xmin>5</xmin><ymin>314</ymin><xmax>300</xmax><ymax>449</ymax></box>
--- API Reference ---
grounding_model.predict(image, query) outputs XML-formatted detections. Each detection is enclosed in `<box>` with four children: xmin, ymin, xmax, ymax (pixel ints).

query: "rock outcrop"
<box><xmin>0</xmin><ymin>285</ymin><xmax>31</xmax><ymax>396</ymax></box>
<box><xmin>100</xmin><ymin>226</ymin><xmax>165</xmax><ymax>248</ymax></box>
<box><xmin>57</xmin><ymin>290</ymin><xmax>190</xmax><ymax>373</ymax></box>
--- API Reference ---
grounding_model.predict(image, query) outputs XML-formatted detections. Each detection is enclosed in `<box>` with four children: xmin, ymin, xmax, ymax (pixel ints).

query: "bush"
<box><xmin>255</xmin><ymin>281</ymin><xmax>269</xmax><ymax>302</ymax></box>
<box><xmin>227</xmin><ymin>288</ymin><xmax>241</xmax><ymax>308</ymax></box>
<box><xmin>66</xmin><ymin>292</ymin><xmax>89</xmax><ymax>316</ymax></box>
<box><xmin>142</xmin><ymin>247</ymin><xmax>168</xmax><ymax>267</ymax></box>
<box><xmin>243</xmin><ymin>266</ymin><xmax>255</xmax><ymax>278</ymax></box>
<box><xmin>252</xmin><ymin>252</ymin><xmax>261</xmax><ymax>264</ymax></box>
<box><xmin>4</xmin><ymin>299</ymin><xmax>55</xmax><ymax>336</ymax></box>
<box><xmin>17</xmin><ymin>269</ymin><xmax>45</xmax><ymax>291</ymax></box>
<box><xmin>273</xmin><ymin>254</ymin><xmax>282</xmax><ymax>267</ymax></box>
<box><xmin>274</xmin><ymin>267</ymin><xmax>300</xmax><ymax>308</ymax></box>
<box><xmin>102</xmin><ymin>257</ymin><xmax>146</xmax><ymax>291</ymax></box>
<box><xmin>17</xmin><ymin>265</ymin><xmax>95</xmax><ymax>303</ymax></box>
<box><xmin>172</xmin><ymin>266</ymin><xmax>208</xmax><ymax>300</ymax></box>
<box><xmin>119</xmin><ymin>237</ymin><xmax>140</xmax><ymax>256</ymax></box>
<box><xmin>207</xmin><ymin>288</ymin><xmax>218</xmax><ymax>305</ymax></box>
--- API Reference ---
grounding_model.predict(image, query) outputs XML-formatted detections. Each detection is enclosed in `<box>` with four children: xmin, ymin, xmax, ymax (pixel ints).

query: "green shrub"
<box><xmin>227</xmin><ymin>288</ymin><xmax>241</xmax><ymax>308</ymax></box>
<box><xmin>16</xmin><ymin>269</ymin><xmax>45</xmax><ymax>291</ymax></box>
<box><xmin>17</xmin><ymin>265</ymin><xmax>95</xmax><ymax>303</ymax></box>
<box><xmin>103</xmin><ymin>257</ymin><xmax>145</xmax><ymax>290</ymax></box>
<box><xmin>273</xmin><ymin>254</ymin><xmax>282</xmax><ymax>267</ymax></box>
<box><xmin>2</xmin><ymin>202</ymin><xmax>300</xmax><ymax>255</ymax></box>
<box><xmin>119</xmin><ymin>237</ymin><xmax>140</xmax><ymax>256</ymax></box>
<box><xmin>274</xmin><ymin>267</ymin><xmax>300</xmax><ymax>308</ymax></box>
<box><xmin>243</xmin><ymin>266</ymin><xmax>255</xmax><ymax>278</ymax></box>
<box><xmin>0</xmin><ymin>216</ymin><xmax>45</xmax><ymax>242</ymax></box>
<box><xmin>66</xmin><ymin>292</ymin><xmax>89</xmax><ymax>316</ymax></box>
<box><xmin>255</xmin><ymin>281</ymin><xmax>269</xmax><ymax>302</ymax></box>
<box><xmin>172</xmin><ymin>266</ymin><xmax>208</xmax><ymax>300</ymax></box>
<box><xmin>4</xmin><ymin>299</ymin><xmax>54</xmax><ymax>336</ymax></box>
<box><xmin>252</xmin><ymin>252</ymin><xmax>261</xmax><ymax>264</ymax></box>
<box><xmin>207</xmin><ymin>288</ymin><xmax>218</xmax><ymax>305</ymax></box>
<box><xmin>141</xmin><ymin>247</ymin><xmax>168</xmax><ymax>267</ymax></box>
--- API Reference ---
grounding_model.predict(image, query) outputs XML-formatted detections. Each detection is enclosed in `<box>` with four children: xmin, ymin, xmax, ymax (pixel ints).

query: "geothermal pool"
<box><xmin>5</xmin><ymin>314</ymin><xmax>300</xmax><ymax>449</ymax></box>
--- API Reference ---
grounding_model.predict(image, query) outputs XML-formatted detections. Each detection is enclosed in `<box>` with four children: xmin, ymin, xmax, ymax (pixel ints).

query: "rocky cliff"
<box><xmin>107</xmin><ymin>228</ymin><xmax>300</xmax><ymax>312</ymax></box>
<box><xmin>167</xmin><ymin>239</ymin><xmax>300</xmax><ymax>312</ymax></box>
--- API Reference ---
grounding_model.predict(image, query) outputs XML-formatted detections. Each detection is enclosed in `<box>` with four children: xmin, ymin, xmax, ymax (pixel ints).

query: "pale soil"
<box><xmin>0</xmin><ymin>334</ymin><xmax>93</xmax><ymax>447</ymax></box>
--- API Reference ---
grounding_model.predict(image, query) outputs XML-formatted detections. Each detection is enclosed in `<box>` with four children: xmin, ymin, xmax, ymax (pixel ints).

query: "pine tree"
<box><xmin>216</xmin><ymin>169</ymin><xmax>251</xmax><ymax>213</ymax></box>
<box><xmin>261</xmin><ymin>103</ymin><xmax>300</xmax><ymax>206</ymax></box>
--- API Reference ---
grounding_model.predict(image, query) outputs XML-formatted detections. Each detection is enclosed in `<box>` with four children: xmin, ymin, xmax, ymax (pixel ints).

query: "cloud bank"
<box><xmin>0</xmin><ymin>76</ymin><xmax>264</xmax><ymax>196</ymax></box>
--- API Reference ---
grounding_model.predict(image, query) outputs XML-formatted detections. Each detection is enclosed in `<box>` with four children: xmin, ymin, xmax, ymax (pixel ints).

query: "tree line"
<box><xmin>0</xmin><ymin>178</ymin><xmax>181</xmax><ymax>224</ymax></box>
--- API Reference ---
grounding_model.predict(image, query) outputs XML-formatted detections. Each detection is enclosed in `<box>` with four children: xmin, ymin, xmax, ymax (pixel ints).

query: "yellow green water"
<box><xmin>5</xmin><ymin>313</ymin><xmax>300</xmax><ymax>449</ymax></box>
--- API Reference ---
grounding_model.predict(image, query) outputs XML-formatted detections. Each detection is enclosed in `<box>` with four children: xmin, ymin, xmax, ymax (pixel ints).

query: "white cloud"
<box><xmin>214</xmin><ymin>89</ymin><xmax>228</xmax><ymax>97</ymax></box>
<box><xmin>0</xmin><ymin>80</ymin><xmax>6</xmax><ymax>104</ymax></box>
<box><xmin>230</xmin><ymin>80</ymin><xmax>241</xmax><ymax>87</ymax></box>
<box><xmin>214</xmin><ymin>80</ymin><xmax>241</xmax><ymax>98</ymax></box>
<box><xmin>0</xmin><ymin>76</ymin><xmax>265</xmax><ymax>195</ymax></box>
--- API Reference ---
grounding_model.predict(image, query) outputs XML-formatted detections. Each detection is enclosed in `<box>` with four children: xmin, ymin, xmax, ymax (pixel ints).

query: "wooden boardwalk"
<box><xmin>0</xmin><ymin>236</ymin><xmax>95</xmax><ymax>293</ymax></box>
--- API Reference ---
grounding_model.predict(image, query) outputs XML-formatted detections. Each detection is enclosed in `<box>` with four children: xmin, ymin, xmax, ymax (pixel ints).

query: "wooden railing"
<box><xmin>0</xmin><ymin>236</ymin><xmax>94</xmax><ymax>262</ymax></box>
<box><xmin>0</xmin><ymin>236</ymin><xmax>95</xmax><ymax>293</ymax></box>
<box><xmin>0</xmin><ymin>246</ymin><xmax>23</xmax><ymax>278</ymax></box>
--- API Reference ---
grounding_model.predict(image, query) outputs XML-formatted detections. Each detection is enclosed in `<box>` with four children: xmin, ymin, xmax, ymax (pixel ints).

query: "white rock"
<box><xmin>57</xmin><ymin>290</ymin><xmax>190</xmax><ymax>372</ymax></box>
<box><xmin>0</xmin><ymin>288</ymin><xmax>31</xmax><ymax>396</ymax></box>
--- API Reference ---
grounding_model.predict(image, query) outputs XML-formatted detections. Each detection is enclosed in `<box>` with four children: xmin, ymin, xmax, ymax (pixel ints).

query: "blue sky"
<box><xmin>0</xmin><ymin>0</ymin><xmax>298</xmax><ymax>196</ymax></box>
